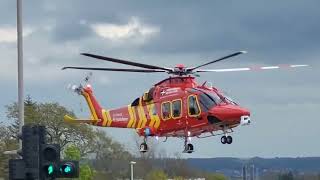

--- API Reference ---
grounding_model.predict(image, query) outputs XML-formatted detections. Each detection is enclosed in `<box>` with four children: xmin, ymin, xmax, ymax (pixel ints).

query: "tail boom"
<box><xmin>65</xmin><ymin>85</ymin><xmax>161</xmax><ymax>132</ymax></box>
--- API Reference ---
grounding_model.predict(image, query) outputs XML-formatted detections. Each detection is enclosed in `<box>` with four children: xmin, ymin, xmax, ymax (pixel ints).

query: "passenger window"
<box><xmin>188</xmin><ymin>95</ymin><xmax>200</xmax><ymax>116</ymax></box>
<box><xmin>172</xmin><ymin>100</ymin><xmax>182</xmax><ymax>118</ymax></box>
<box><xmin>161</xmin><ymin>102</ymin><xmax>171</xmax><ymax>120</ymax></box>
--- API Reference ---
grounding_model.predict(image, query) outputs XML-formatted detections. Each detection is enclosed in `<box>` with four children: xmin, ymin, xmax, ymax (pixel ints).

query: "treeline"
<box><xmin>187</xmin><ymin>157</ymin><xmax>320</xmax><ymax>172</ymax></box>
<box><xmin>0</xmin><ymin>97</ymin><xmax>226</xmax><ymax>180</ymax></box>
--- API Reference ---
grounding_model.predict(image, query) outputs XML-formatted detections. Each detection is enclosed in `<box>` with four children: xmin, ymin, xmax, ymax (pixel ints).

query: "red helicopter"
<box><xmin>62</xmin><ymin>51</ymin><xmax>308</xmax><ymax>153</ymax></box>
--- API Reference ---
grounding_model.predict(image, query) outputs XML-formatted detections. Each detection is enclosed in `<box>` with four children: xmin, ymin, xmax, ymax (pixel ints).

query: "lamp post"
<box><xmin>129</xmin><ymin>161</ymin><xmax>136</xmax><ymax>180</ymax></box>
<box><xmin>4</xmin><ymin>0</ymin><xmax>24</xmax><ymax>157</ymax></box>
<box><xmin>17</xmin><ymin>0</ymin><xmax>24</xmax><ymax>151</ymax></box>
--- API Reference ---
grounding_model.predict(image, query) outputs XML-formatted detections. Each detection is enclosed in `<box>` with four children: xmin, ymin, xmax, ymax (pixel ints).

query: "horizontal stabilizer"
<box><xmin>63</xmin><ymin>115</ymin><xmax>99</xmax><ymax>124</ymax></box>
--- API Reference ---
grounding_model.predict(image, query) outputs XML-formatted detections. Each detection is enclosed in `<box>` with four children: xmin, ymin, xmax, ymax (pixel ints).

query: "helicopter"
<box><xmin>62</xmin><ymin>51</ymin><xmax>308</xmax><ymax>153</ymax></box>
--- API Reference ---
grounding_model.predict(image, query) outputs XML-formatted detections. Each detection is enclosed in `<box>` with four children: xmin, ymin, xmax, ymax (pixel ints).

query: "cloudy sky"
<box><xmin>0</xmin><ymin>0</ymin><xmax>319</xmax><ymax>158</ymax></box>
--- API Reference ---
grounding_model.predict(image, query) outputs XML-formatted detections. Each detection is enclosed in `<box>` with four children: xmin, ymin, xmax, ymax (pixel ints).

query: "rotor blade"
<box><xmin>62</xmin><ymin>66</ymin><xmax>166</xmax><ymax>73</ymax></box>
<box><xmin>81</xmin><ymin>53</ymin><xmax>171</xmax><ymax>71</ymax></box>
<box><xmin>196</xmin><ymin>64</ymin><xmax>309</xmax><ymax>72</ymax></box>
<box><xmin>188</xmin><ymin>51</ymin><xmax>247</xmax><ymax>71</ymax></box>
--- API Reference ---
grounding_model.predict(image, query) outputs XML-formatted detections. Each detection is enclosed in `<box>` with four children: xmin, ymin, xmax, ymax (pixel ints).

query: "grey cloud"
<box><xmin>1</xmin><ymin>0</ymin><xmax>320</xmax><ymax>157</ymax></box>
<box><xmin>51</xmin><ymin>23</ymin><xmax>93</xmax><ymax>42</ymax></box>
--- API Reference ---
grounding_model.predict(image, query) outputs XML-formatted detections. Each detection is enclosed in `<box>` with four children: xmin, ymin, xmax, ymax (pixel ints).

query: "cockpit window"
<box><xmin>223</xmin><ymin>95</ymin><xmax>238</xmax><ymax>105</ymax></box>
<box><xmin>207</xmin><ymin>91</ymin><xmax>222</xmax><ymax>104</ymax></box>
<box><xmin>198</xmin><ymin>93</ymin><xmax>216</xmax><ymax>112</ymax></box>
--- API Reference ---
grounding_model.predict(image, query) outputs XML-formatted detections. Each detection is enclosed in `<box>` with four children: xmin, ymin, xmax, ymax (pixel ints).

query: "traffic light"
<box><xmin>9</xmin><ymin>125</ymin><xmax>79</xmax><ymax>179</ymax></box>
<box><xmin>39</xmin><ymin>144</ymin><xmax>60</xmax><ymax>179</ymax></box>
<box><xmin>11</xmin><ymin>126</ymin><xmax>45</xmax><ymax>179</ymax></box>
<box><xmin>59</xmin><ymin>161</ymin><xmax>79</xmax><ymax>178</ymax></box>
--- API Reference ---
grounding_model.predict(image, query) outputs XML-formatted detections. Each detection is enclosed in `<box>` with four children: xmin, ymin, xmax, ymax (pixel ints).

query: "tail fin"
<box><xmin>64</xmin><ymin>84</ymin><xmax>105</xmax><ymax>125</ymax></box>
<box><xmin>80</xmin><ymin>85</ymin><xmax>105</xmax><ymax>123</ymax></box>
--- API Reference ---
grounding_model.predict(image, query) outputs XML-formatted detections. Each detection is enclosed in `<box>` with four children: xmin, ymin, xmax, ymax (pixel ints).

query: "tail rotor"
<box><xmin>66</xmin><ymin>72</ymin><xmax>93</xmax><ymax>95</ymax></box>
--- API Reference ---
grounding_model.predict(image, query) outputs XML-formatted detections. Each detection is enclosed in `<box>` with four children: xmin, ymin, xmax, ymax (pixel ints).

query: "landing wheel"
<box><xmin>226</xmin><ymin>136</ymin><xmax>233</xmax><ymax>144</ymax></box>
<box><xmin>221</xmin><ymin>136</ymin><xmax>227</xmax><ymax>144</ymax></box>
<box><xmin>139</xmin><ymin>142</ymin><xmax>148</xmax><ymax>153</ymax></box>
<box><xmin>184</xmin><ymin>143</ymin><xmax>193</xmax><ymax>153</ymax></box>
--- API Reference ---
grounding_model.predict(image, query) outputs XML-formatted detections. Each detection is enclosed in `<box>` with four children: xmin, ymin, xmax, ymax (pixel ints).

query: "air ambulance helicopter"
<box><xmin>62</xmin><ymin>51</ymin><xmax>308</xmax><ymax>153</ymax></box>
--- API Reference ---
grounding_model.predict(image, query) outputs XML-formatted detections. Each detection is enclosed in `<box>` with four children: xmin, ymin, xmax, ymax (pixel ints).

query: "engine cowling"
<box><xmin>240</xmin><ymin>115</ymin><xmax>251</xmax><ymax>126</ymax></box>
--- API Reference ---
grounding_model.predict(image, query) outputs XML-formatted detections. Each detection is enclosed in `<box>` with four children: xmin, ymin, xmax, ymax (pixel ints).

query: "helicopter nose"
<box><xmin>209</xmin><ymin>104</ymin><xmax>250</xmax><ymax>123</ymax></box>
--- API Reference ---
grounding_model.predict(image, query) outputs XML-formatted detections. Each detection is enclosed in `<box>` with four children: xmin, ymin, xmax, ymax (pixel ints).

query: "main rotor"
<box><xmin>62</xmin><ymin>51</ymin><xmax>308</xmax><ymax>75</ymax></box>
<box><xmin>62</xmin><ymin>51</ymin><xmax>247</xmax><ymax>76</ymax></box>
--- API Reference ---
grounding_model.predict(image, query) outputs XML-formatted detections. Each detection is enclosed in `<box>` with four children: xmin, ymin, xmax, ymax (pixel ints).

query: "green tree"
<box><xmin>90</xmin><ymin>129</ymin><xmax>132</xmax><ymax>179</ymax></box>
<box><xmin>79</xmin><ymin>164</ymin><xmax>94</xmax><ymax>180</ymax></box>
<box><xmin>64</xmin><ymin>145</ymin><xmax>81</xmax><ymax>161</ymax></box>
<box><xmin>204</xmin><ymin>173</ymin><xmax>227</xmax><ymax>180</ymax></box>
<box><xmin>5</xmin><ymin>97</ymin><xmax>96</xmax><ymax>155</ymax></box>
<box><xmin>93</xmin><ymin>129</ymin><xmax>131</xmax><ymax>161</ymax></box>
<box><xmin>145</xmin><ymin>169</ymin><xmax>168</xmax><ymax>180</ymax></box>
<box><xmin>2</xmin><ymin>97</ymin><xmax>133</xmax><ymax>178</ymax></box>
<box><xmin>0</xmin><ymin>124</ymin><xmax>18</xmax><ymax>179</ymax></box>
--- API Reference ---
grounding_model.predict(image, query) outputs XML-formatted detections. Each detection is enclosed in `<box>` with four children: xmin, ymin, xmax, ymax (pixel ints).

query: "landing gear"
<box><xmin>227</xmin><ymin>136</ymin><xmax>233</xmax><ymax>144</ymax></box>
<box><xmin>139</xmin><ymin>142</ymin><xmax>148</xmax><ymax>153</ymax></box>
<box><xmin>221</xmin><ymin>136</ymin><xmax>227</xmax><ymax>144</ymax></box>
<box><xmin>183</xmin><ymin>136</ymin><xmax>194</xmax><ymax>153</ymax></box>
<box><xmin>185</xmin><ymin>143</ymin><xmax>194</xmax><ymax>153</ymax></box>
<box><xmin>140</xmin><ymin>137</ymin><xmax>148</xmax><ymax>153</ymax></box>
<box><xmin>221</xmin><ymin>135</ymin><xmax>233</xmax><ymax>144</ymax></box>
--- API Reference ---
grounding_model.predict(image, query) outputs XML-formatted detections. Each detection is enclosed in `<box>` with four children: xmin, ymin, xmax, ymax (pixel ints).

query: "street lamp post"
<box><xmin>17</xmin><ymin>0</ymin><xmax>24</xmax><ymax>151</ymax></box>
<box><xmin>4</xmin><ymin>0</ymin><xmax>25</xmax><ymax>157</ymax></box>
<box><xmin>130</xmin><ymin>161</ymin><xmax>136</xmax><ymax>180</ymax></box>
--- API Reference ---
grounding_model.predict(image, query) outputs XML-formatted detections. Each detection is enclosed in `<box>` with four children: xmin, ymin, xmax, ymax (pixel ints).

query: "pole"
<box><xmin>130</xmin><ymin>163</ymin><xmax>133</xmax><ymax>180</ymax></box>
<box><xmin>17</xmin><ymin>0</ymin><xmax>24</xmax><ymax>151</ymax></box>
<box><xmin>130</xmin><ymin>161</ymin><xmax>136</xmax><ymax>180</ymax></box>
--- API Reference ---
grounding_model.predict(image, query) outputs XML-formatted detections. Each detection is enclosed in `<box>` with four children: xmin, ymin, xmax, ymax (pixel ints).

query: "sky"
<box><xmin>0</xmin><ymin>0</ymin><xmax>319</xmax><ymax>158</ymax></box>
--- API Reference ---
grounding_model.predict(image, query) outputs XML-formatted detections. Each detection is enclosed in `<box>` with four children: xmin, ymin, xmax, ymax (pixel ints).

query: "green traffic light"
<box><xmin>48</xmin><ymin>165</ymin><xmax>54</xmax><ymax>175</ymax></box>
<box><xmin>64</xmin><ymin>165</ymin><xmax>72</xmax><ymax>173</ymax></box>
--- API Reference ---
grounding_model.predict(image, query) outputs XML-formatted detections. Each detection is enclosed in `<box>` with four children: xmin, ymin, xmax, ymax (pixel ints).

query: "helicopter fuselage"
<box><xmin>77</xmin><ymin>76</ymin><xmax>251</xmax><ymax>138</ymax></box>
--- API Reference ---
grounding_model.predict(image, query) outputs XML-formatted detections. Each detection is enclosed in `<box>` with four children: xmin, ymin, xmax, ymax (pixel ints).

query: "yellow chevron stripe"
<box><xmin>141</xmin><ymin>106</ymin><xmax>148</xmax><ymax>128</ymax></box>
<box><xmin>154</xmin><ymin>113</ymin><xmax>161</xmax><ymax>129</ymax></box>
<box><xmin>148</xmin><ymin>104</ymin><xmax>156</xmax><ymax>127</ymax></box>
<box><xmin>137</xmin><ymin>107</ymin><xmax>143</xmax><ymax>128</ymax></box>
<box><xmin>106</xmin><ymin>110</ymin><xmax>112</xmax><ymax>126</ymax></box>
<box><xmin>137</xmin><ymin>99</ymin><xmax>143</xmax><ymax>128</ymax></box>
<box><xmin>137</xmin><ymin>99</ymin><xmax>148</xmax><ymax>128</ymax></box>
<box><xmin>127</xmin><ymin>105</ymin><xmax>134</xmax><ymax>128</ymax></box>
<box><xmin>101</xmin><ymin>109</ymin><xmax>108</xmax><ymax>127</ymax></box>
<box><xmin>131</xmin><ymin>107</ymin><xmax>137</xmax><ymax>128</ymax></box>
<box><xmin>135</xmin><ymin>108</ymin><xmax>141</xmax><ymax>128</ymax></box>
<box><xmin>83</xmin><ymin>92</ymin><xmax>98</xmax><ymax>120</ymax></box>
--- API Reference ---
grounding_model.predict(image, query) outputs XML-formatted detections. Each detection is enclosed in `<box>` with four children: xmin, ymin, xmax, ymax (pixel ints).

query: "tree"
<box><xmin>204</xmin><ymin>173</ymin><xmax>227</xmax><ymax>180</ymax></box>
<box><xmin>278</xmin><ymin>172</ymin><xmax>294</xmax><ymax>180</ymax></box>
<box><xmin>64</xmin><ymin>145</ymin><xmax>81</xmax><ymax>161</ymax></box>
<box><xmin>5</xmin><ymin>97</ymin><xmax>96</xmax><ymax>156</ymax></box>
<box><xmin>90</xmin><ymin>129</ymin><xmax>132</xmax><ymax>179</ymax></box>
<box><xmin>0</xmin><ymin>124</ymin><xmax>18</xmax><ymax>179</ymax></box>
<box><xmin>2</xmin><ymin>97</ymin><xmax>134</xmax><ymax>179</ymax></box>
<box><xmin>93</xmin><ymin>129</ymin><xmax>131</xmax><ymax>162</ymax></box>
<box><xmin>145</xmin><ymin>169</ymin><xmax>168</xmax><ymax>180</ymax></box>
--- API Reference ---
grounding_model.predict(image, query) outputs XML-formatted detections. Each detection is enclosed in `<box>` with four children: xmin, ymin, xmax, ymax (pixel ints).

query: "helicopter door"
<box><xmin>188</xmin><ymin>95</ymin><xmax>201</xmax><ymax>117</ymax></box>
<box><xmin>171</xmin><ymin>99</ymin><xmax>182</xmax><ymax>119</ymax></box>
